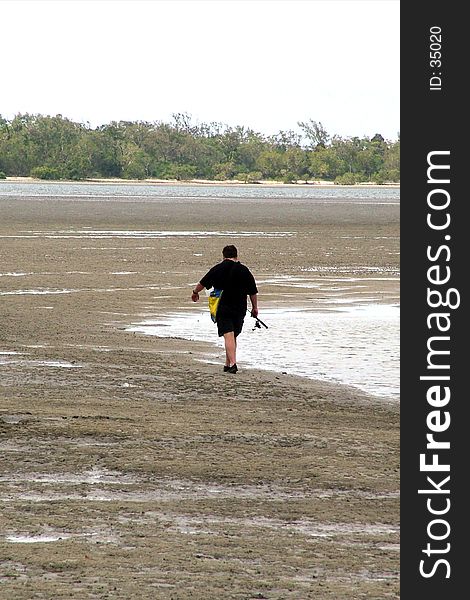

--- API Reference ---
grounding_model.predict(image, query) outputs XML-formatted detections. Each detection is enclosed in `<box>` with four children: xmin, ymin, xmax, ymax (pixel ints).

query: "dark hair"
<box><xmin>222</xmin><ymin>245</ymin><xmax>238</xmax><ymax>259</ymax></box>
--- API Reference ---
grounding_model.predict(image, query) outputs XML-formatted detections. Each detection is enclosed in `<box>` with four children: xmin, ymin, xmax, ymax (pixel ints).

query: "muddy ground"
<box><xmin>0</xmin><ymin>192</ymin><xmax>399</xmax><ymax>599</ymax></box>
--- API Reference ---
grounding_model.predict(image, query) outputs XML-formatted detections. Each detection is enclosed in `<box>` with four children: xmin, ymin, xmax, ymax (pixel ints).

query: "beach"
<box><xmin>0</xmin><ymin>185</ymin><xmax>399</xmax><ymax>598</ymax></box>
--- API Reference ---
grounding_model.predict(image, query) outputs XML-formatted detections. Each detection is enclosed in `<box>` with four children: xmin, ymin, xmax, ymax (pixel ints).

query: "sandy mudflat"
<box><xmin>0</xmin><ymin>192</ymin><xmax>399</xmax><ymax>599</ymax></box>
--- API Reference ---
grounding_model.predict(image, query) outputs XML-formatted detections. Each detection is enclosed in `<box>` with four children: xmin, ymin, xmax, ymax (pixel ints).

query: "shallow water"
<box><xmin>0</xmin><ymin>229</ymin><xmax>294</xmax><ymax>239</ymax></box>
<box><xmin>128</xmin><ymin>303</ymin><xmax>399</xmax><ymax>400</ymax></box>
<box><xmin>5</xmin><ymin>534</ymin><xmax>73</xmax><ymax>544</ymax></box>
<box><xmin>0</xmin><ymin>358</ymin><xmax>81</xmax><ymax>368</ymax></box>
<box><xmin>0</xmin><ymin>181</ymin><xmax>400</xmax><ymax>202</ymax></box>
<box><xmin>0</xmin><ymin>470</ymin><xmax>398</xmax><ymax>503</ymax></box>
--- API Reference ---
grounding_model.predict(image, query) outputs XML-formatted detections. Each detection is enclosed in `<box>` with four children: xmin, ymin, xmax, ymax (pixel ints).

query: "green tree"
<box><xmin>309</xmin><ymin>149</ymin><xmax>329</xmax><ymax>180</ymax></box>
<box><xmin>212</xmin><ymin>161</ymin><xmax>238</xmax><ymax>181</ymax></box>
<box><xmin>297</xmin><ymin>119</ymin><xmax>329</xmax><ymax>148</ymax></box>
<box><xmin>122</xmin><ymin>147</ymin><xmax>152</xmax><ymax>179</ymax></box>
<box><xmin>89</xmin><ymin>125</ymin><xmax>124</xmax><ymax>177</ymax></box>
<box><xmin>0</xmin><ymin>113</ymin><xmax>399</xmax><ymax>183</ymax></box>
<box><xmin>335</xmin><ymin>172</ymin><xmax>361</xmax><ymax>185</ymax></box>
<box><xmin>31</xmin><ymin>165</ymin><xmax>63</xmax><ymax>180</ymax></box>
<box><xmin>165</xmin><ymin>164</ymin><xmax>197</xmax><ymax>181</ymax></box>
<box><xmin>382</xmin><ymin>139</ymin><xmax>400</xmax><ymax>181</ymax></box>
<box><xmin>256</xmin><ymin>150</ymin><xmax>285</xmax><ymax>179</ymax></box>
<box><xmin>284</xmin><ymin>147</ymin><xmax>308</xmax><ymax>180</ymax></box>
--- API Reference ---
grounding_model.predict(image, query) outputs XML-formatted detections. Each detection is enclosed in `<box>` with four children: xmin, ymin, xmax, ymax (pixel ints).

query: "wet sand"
<box><xmin>0</xmin><ymin>193</ymin><xmax>399</xmax><ymax>599</ymax></box>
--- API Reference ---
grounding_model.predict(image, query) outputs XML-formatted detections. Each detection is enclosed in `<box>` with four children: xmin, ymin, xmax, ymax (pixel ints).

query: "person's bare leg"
<box><xmin>223</xmin><ymin>332</ymin><xmax>236</xmax><ymax>367</ymax></box>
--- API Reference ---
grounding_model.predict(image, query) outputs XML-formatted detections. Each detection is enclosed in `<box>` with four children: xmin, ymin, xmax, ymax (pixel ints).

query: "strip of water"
<box><xmin>127</xmin><ymin>303</ymin><xmax>399</xmax><ymax>400</ymax></box>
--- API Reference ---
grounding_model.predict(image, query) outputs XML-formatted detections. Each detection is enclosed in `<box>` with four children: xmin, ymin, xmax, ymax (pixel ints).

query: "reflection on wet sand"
<box><xmin>128</xmin><ymin>300</ymin><xmax>399</xmax><ymax>400</ymax></box>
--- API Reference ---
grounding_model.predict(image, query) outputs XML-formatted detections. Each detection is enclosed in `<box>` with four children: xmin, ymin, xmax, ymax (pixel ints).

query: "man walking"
<box><xmin>191</xmin><ymin>245</ymin><xmax>258</xmax><ymax>373</ymax></box>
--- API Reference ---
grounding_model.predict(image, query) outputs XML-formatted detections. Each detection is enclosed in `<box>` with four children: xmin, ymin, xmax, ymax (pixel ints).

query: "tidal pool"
<box><xmin>128</xmin><ymin>303</ymin><xmax>399</xmax><ymax>400</ymax></box>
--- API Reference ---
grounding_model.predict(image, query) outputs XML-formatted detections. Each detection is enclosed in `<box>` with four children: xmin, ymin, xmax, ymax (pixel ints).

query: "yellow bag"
<box><xmin>208</xmin><ymin>289</ymin><xmax>223</xmax><ymax>323</ymax></box>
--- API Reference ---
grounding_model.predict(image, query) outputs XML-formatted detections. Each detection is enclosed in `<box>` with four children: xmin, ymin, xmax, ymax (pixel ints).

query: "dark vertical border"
<box><xmin>401</xmin><ymin>2</ymin><xmax>465</xmax><ymax>596</ymax></box>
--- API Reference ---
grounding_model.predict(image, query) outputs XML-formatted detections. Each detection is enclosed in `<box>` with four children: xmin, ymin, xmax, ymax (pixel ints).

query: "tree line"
<box><xmin>0</xmin><ymin>113</ymin><xmax>399</xmax><ymax>184</ymax></box>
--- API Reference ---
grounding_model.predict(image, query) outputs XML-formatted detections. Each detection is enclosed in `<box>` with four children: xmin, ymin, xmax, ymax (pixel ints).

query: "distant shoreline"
<box><xmin>2</xmin><ymin>176</ymin><xmax>400</xmax><ymax>188</ymax></box>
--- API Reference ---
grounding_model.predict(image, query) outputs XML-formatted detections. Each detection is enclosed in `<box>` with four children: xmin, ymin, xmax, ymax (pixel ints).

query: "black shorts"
<box><xmin>217</xmin><ymin>311</ymin><xmax>244</xmax><ymax>338</ymax></box>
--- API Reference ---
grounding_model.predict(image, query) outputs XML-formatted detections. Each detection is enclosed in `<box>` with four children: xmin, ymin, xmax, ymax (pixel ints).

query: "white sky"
<box><xmin>1</xmin><ymin>0</ymin><xmax>399</xmax><ymax>140</ymax></box>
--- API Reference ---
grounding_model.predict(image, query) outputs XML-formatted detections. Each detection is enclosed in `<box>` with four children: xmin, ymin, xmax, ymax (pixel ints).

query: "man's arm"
<box><xmin>246</xmin><ymin>267</ymin><xmax>259</xmax><ymax>317</ymax></box>
<box><xmin>191</xmin><ymin>282</ymin><xmax>205</xmax><ymax>302</ymax></box>
<box><xmin>249</xmin><ymin>293</ymin><xmax>258</xmax><ymax>318</ymax></box>
<box><xmin>192</xmin><ymin>265</ymin><xmax>216</xmax><ymax>301</ymax></box>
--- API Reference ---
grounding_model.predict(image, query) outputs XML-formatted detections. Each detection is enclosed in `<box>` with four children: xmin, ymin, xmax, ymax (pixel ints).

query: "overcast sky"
<box><xmin>1</xmin><ymin>0</ymin><xmax>399</xmax><ymax>140</ymax></box>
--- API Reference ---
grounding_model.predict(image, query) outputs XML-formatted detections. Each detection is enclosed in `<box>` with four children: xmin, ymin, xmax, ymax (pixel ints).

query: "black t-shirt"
<box><xmin>200</xmin><ymin>260</ymin><xmax>258</xmax><ymax>315</ymax></box>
